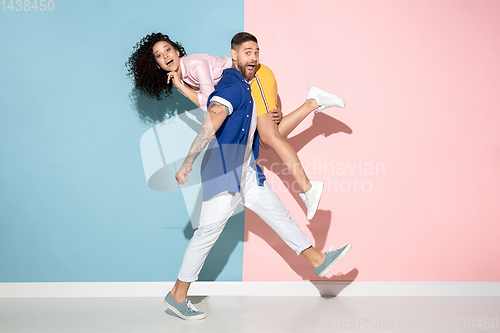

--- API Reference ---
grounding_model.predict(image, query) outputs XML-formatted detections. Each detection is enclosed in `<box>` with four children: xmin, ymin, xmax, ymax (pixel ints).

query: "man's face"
<box><xmin>232</xmin><ymin>41</ymin><xmax>259</xmax><ymax>81</ymax></box>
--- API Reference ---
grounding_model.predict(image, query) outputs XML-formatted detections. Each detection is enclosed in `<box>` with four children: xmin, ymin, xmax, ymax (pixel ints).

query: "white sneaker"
<box><xmin>299</xmin><ymin>180</ymin><xmax>324</xmax><ymax>220</ymax></box>
<box><xmin>307</xmin><ymin>86</ymin><xmax>345</xmax><ymax>112</ymax></box>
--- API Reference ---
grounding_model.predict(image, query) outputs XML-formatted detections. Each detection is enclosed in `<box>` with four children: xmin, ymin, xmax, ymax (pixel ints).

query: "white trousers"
<box><xmin>177</xmin><ymin>168</ymin><xmax>313</xmax><ymax>282</ymax></box>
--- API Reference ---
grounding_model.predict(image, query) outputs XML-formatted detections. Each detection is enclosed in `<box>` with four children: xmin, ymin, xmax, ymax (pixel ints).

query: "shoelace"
<box><xmin>300</xmin><ymin>185</ymin><xmax>317</xmax><ymax>208</ymax></box>
<box><xmin>316</xmin><ymin>105</ymin><xmax>329</xmax><ymax>113</ymax></box>
<box><xmin>325</xmin><ymin>245</ymin><xmax>336</xmax><ymax>254</ymax></box>
<box><xmin>186</xmin><ymin>300</ymin><xmax>198</xmax><ymax>313</ymax></box>
<box><xmin>300</xmin><ymin>195</ymin><xmax>308</xmax><ymax>206</ymax></box>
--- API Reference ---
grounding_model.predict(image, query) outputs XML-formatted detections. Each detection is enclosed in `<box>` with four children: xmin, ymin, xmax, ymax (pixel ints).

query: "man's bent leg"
<box><xmin>242</xmin><ymin>169</ymin><xmax>350</xmax><ymax>274</ymax></box>
<box><xmin>243</xmin><ymin>170</ymin><xmax>312</xmax><ymax>255</ymax></box>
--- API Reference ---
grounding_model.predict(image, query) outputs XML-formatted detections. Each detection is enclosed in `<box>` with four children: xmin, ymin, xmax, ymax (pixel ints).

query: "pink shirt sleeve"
<box><xmin>191</xmin><ymin>63</ymin><xmax>217</xmax><ymax>111</ymax></box>
<box><xmin>180</xmin><ymin>54</ymin><xmax>232</xmax><ymax>111</ymax></box>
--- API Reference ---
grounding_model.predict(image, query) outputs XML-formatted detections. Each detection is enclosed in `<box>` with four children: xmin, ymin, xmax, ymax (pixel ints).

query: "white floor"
<box><xmin>1</xmin><ymin>296</ymin><xmax>499</xmax><ymax>333</ymax></box>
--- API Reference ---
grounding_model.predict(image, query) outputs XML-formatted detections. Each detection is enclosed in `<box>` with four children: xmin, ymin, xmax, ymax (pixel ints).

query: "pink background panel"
<box><xmin>243</xmin><ymin>0</ymin><xmax>500</xmax><ymax>281</ymax></box>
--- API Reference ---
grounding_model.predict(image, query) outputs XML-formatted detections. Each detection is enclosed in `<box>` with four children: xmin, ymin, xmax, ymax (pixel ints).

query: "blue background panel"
<box><xmin>0</xmin><ymin>0</ymin><xmax>244</xmax><ymax>282</ymax></box>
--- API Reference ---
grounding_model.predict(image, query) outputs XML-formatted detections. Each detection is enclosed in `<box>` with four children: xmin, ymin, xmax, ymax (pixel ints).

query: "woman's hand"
<box><xmin>167</xmin><ymin>71</ymin><xmax>183</xmax><ymax>88</ymax></box>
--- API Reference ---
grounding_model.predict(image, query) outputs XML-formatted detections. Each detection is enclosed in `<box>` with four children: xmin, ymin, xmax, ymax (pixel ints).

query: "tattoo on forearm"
<box><xmin>183</xmin><ymin>101</ymin><xmax>227</xmax><ymax>166</ymax></box>
<box><xmin>184</xmin><ymin>123</ymin><xmax>215</xmax><ymax>166</ymax></box>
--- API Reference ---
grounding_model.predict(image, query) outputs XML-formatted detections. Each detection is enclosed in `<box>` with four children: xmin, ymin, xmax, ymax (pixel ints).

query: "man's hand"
<box><xmin>175</xmin><ymin>163</ymin><xmax>192</xmax><ymax>185</ymax></box>
<box><xmin>269</xmin><ymin>107</ymin><xmax>282</xmax><ymax>124</ymax></box>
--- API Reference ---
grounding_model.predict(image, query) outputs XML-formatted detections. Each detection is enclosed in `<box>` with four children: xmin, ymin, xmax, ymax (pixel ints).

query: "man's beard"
<box><xmin>236</xmin><ymin>59</ymin><xmax>257</xmax><ymax>81</ymax></box>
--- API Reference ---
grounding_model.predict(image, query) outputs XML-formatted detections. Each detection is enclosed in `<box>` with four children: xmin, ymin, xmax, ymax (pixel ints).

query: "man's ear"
<box><xmin>230</xmin><ymin>48</ymin><xmax>237</xmax><ymax>61</ymax></box>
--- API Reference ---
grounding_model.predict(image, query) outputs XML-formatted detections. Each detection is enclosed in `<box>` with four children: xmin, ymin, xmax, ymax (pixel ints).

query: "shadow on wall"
<box><xmin>243</xmin><ymin>112</ymin><xmax>357</xmax><ymax>294</ymax></box>
<box><xmin>129</xmin><ymin>88</ymin><xmax>199</xmax><ymax>124</ymax></box>
<box><xmin>258</xmin><ymin>112</ymin><xmax>354</xmax><ymax>216</ymax></box>
<box><xmin>245</xmin><ymin>207</ymin><xmax>359</xmax><ymax>295</ymax></box>
<box><xmin>132</xmin><ymin>88</ymin><xmax>357</xmax><ymax>289</ymax></box>
<box><xmin>131</xmin><ymin>87</ymin><xmax>247</xmax><ymax>282</ymax></box>
<box><xmin>185</xmin><ymin>111</ymin><xmax>357</xmax><ymax>288</ymax></box>
<box><xmin>183</xmin><ymin>211</ymin><xmax>246</xmax><ymax>282</ymax></box>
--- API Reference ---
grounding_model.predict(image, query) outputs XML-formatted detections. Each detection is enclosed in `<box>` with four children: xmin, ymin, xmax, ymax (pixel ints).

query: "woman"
<box><xmin>126</xmin><ymin>33</ymin><xmax>345</xmax><ymax>220</ymax></box>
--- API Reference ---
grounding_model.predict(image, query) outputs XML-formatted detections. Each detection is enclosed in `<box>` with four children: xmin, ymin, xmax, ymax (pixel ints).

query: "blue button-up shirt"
<box><xmin>200</xmin><ymin>68</ymin><xmax>266</xmax><ymax>201</ymax></box>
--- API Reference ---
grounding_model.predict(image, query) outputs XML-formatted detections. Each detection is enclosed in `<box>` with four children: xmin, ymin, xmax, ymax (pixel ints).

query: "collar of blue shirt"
<box><xmin>222</xmin><ymin>67</ymin><xmax>251</xmax><ymax>83</ymax></box>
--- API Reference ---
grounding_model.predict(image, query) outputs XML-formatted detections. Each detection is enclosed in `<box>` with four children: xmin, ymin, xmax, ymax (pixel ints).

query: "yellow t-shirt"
<box><xmin>251</xmin><ymin>64</ymin><xmax>278</xmax><ymax>117</ymax></box>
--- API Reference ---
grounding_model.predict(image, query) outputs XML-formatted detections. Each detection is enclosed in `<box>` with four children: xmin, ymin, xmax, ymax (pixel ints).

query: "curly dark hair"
<box><xmin>126</xmin><ymin>33</ymin><xmax>187</xmax><ymax>101</ymax></box>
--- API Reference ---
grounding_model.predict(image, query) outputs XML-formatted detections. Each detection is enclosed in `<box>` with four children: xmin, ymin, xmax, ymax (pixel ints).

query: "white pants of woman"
<box><xmin>177</xmin><ymin>168</ymin><xmax>313</xmax><ymax>282</ymax></box>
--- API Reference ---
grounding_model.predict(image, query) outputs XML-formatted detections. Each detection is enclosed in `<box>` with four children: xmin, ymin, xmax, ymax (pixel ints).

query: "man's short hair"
<box><xmin>231</xmin><ymin>32</ymin><xmax>258</xmax><ymax>50</ymax></box>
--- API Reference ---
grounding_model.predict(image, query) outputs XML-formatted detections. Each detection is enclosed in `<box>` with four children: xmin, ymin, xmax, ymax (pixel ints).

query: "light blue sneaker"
<box><xmin>314</xmin><ymin>244</ymin><xmax>352</xmax><ymax>277</ymax></box>
<box><xmin>164</xmin><ymin>292</ymin><xmax>206</xmax><ymax>320</ymax></box>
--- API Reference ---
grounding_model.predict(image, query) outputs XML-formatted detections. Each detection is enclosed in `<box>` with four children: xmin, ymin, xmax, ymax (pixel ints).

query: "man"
<box><xmin>166</xmin><ymin>32</ymin><xmax>351</xmax><ymax>320</ymax></box>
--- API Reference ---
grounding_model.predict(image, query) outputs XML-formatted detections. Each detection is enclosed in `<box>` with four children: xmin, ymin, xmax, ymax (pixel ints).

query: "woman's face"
<box><xmin>153</xmin><ymin>41</ymin><xmax>180</xmax><ymax>72</ymax></box>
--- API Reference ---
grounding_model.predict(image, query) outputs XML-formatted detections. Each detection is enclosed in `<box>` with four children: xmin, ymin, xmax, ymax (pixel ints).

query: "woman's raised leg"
<box><xmin>258</xmin><ymin>113</ymin><xmax>312</xmax><ymax>193</ymax></box>
<box><xmin>277</xmin><ymin>87</ymin><xmax>345</xmax><ymax>138</ymax></box>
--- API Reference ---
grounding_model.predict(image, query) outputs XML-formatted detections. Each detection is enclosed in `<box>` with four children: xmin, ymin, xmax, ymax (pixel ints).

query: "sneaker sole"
<box><xmin>318</xmin><ymin>243</ymin><xmax>352</xmax><ymax>277</ymax></box>
<box><xmin>164</xmin><ymin>299</ymin><xmax>206</xmax><ymax>320</ymax></box>
<box><xmin>307</xmin><ymin>181</ymin><xmax>324</xmax><ymax>220</ymax></box>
